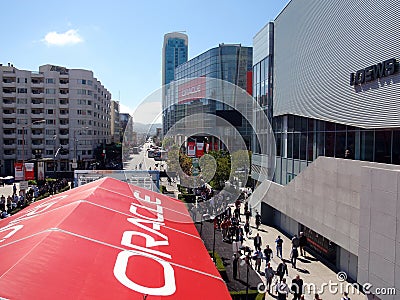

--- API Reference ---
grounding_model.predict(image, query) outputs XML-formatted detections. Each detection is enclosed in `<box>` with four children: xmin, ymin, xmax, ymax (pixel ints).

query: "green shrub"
<box><xmin>177</xmin><ymin>194</ymin><xmax>196</xmax><ymax>203</ymax></box>
<box><xmin>159</xmin><ymin>185</ymin><xmax>166</xmax><ymax>194</ymax></box>
<box><xmin>208</xmin><ymin>251</ymin><xmax>226</xmax><ymax>272</ymax></box>
<box><xmin>28</xmin><ymin>180</ymin><xmax>37</xmax><ymax>186</ymax></box>
<box><xmin>230</xmin><ymin>289</ymin><xmax>261</xmax><ymax>300</ymax></box>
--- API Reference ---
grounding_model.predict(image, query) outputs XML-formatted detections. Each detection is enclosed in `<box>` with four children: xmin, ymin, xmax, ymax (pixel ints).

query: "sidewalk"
<box><xmin>0</xmin><ymin>182</ymin><xmax>19</xmax><ymax>199</ymax></box>
<box><xmin>242</xmin><ymin>219</ymin><xmax>366</xmax><ymax>300</ymax></box>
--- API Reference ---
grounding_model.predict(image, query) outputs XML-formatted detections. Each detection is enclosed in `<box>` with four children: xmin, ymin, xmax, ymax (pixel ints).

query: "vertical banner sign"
<box><xmin>24</xmin><ymin>163</ymin><xmax>35</xmax><ymax>180</ymax></box>
<box><xmin>14</xmin><ymin>163</ymin><xmax>23</xmax><ymax>181</ymax></box>
<box><xmin>196</xmin><ymin>143</ymin><xmax>204</xmax><ymax>158</ymax></box>
<box><xmin>187</xmin><ymin>142</ymin><xmax>196</xmax><ymax>157</ymax></box>
<box><xmin>37</xmin><ymin>162</ymin><xmax>45</xmax><ymax>181</ymax></box>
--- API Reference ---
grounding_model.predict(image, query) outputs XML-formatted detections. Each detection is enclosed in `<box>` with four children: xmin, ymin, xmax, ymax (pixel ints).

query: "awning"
<box><xmin>0</xmin><ymin>177</ymin><xmax>230</xmax><ymax>300</ymax></box>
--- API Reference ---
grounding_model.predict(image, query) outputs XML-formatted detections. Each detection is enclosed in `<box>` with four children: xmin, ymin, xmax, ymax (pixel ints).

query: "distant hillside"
<box><xmin>133</xmin><ymin>122</ymin><xmax>162</xmax><ymax>134</ymax></box>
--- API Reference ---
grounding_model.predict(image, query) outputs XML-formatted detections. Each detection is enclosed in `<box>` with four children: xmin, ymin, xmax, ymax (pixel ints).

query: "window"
<box><xmin>87</xmin><ymin>80</ymin><xmax>93</xmax><ymax>86</ymax></box>
<box><xmin>46</xmin><ymin>129</ymin><xmax>56</xmax><ymax>135</ymax></box>
<box><xmin>77</xmin><ymin>89</ymin><xmax>87</xmax><ymax>95</ymax></box>
<box><xmin>17</xmin><ymin>98</ymin><xmax>27</xmax><ymax>104</ymax></box>
<box><xmin>47</xmin><ymin>109</ymin><xmax>54</xmax><ymax>115</ymax></box>
<box><xmin>17</xmin><ymin>88</ymin><xmax>27</xmax><ymax>93</ymax></box>
<box><xmin>46</xmin><ymin>120</ymin><xmax>55</xmax><ymax>125</ymax></box>
<box><xmin>45</xmin><ymin>88</ymin><xmax>56</xmax><ymax>94</ymax></box>
<box><xmin>88</xmin><ymin>90</ymin><xmax>93</xmax><ymax>96</ymax></box>
<box><xmin>46</xmin><ymin>99</ymin><xmax>56</xmax><ymax>104</ymax></box>
<box><xmin>46</xmin><ymin>78</ymin><xmax>55</xmax><ymax>84</ymax></box>
<box><xmin>17</xmin><ymin>109</ymin><xmax>27</xmax><ymax>114</ymax></box>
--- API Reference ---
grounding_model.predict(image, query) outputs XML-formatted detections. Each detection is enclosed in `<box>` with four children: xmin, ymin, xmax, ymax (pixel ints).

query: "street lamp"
<box><xmin>22</xmin><ymin>119</ymin><xmax>45</xmax><ymax>180</ymax></box>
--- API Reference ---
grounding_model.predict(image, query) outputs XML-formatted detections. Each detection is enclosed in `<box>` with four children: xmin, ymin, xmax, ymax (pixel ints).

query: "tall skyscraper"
<box><xmin>162</xmin><ymin>32</ymin><xmax>188</xmax><ymax>87</ymax></box>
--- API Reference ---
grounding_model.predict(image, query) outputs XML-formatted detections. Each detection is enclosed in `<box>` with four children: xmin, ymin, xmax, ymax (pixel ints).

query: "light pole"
<box><xmin>22</xmin><ymin>119</ymin><xmax>45</xmax><ymax>180</ymax></box>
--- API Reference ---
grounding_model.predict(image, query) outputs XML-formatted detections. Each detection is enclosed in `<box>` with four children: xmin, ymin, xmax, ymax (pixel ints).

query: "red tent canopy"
<box><xmin>0</xmin><ymin>177</ymin><xmax>230</xmax><ymax>300</ymax></box>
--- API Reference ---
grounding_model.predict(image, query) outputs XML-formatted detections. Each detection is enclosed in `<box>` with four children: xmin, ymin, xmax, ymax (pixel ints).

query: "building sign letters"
<box><xmin>350</xmin><ymin>58</ymin><xmax>398</xmax><ymax>86</ymax></box>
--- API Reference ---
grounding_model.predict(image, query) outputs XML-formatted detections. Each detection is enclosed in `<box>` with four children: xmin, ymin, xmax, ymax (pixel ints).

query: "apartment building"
<box><xmin>110</xmin><ymin>100</ymin><xmax>121</xmax><ymax>143</ymax></box>
<box><xmin>0</xmin><ymin>63</ymin><xmax>112</xmax><ymax>176</ymax></box>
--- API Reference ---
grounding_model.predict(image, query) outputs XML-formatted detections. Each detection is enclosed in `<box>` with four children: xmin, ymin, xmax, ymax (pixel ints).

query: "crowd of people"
<box><xmin>223</xmin><ymin>203</ymin><xmax>352</xmax><ymax>300</ymax></box>
<box><xmin>0</xmin><ymin>179</ymin><xmax>69</xmax><ymax>219</ymax></box>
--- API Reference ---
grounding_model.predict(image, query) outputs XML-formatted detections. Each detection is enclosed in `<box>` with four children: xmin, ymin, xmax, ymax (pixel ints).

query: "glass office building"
<box><xmin>162</xmin><ymin>44</ymin><xmax>253</xmax><ymax>148</ymax></box>
<box><xmin>162</xmin><ymin>32</ymin><xmax>188</xmax><ymax>87</ymax></box>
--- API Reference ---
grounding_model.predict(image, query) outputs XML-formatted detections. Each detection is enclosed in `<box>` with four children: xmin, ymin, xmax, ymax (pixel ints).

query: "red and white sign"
<box><xmin>178</xmin><ymin>77</ymin><xmax>206</xmax><ymax>104</ymax></box>
<box><xmin>0</xmin><ymin>177</ymin><xmax>230</xmax><ymax>300</ymax></box>
<box><xmin>187</xmin><ymin>141</ymin><xmax>196</xmax><ymax>157</ymax></box>
<box><xmin>196</xmin><ymin>142</ymin><xmax>204</xmax><ymax>158</ymax></box>
<box><xmin>24</xmin><ymin>163</ymin><xmax>35</xmax><ymax>180</ymax></box>
<box><xmin>14</xmin><ymin>162</ymin><xmax>23</xmax><ymax>181</ymax></box>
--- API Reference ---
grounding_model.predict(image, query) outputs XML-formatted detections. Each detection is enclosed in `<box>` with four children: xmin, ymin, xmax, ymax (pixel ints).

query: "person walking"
<box><xmin>264</xmin><ymin>263</ymin><xmax>275</xmax><ymax>294</ymax></box>
<box><xmin>276</xmin><ymin>260</ymin><xmax>288</xmax><ymax>282</ymax></box>
<box><xmin>292</xmin><ymin>234</ymin><xmax>300</xmax><ymax>248</ymax></box>
<box><xmin>263</xmin><ymin>244</ymin><xmax>273</xmax><ymax>266</ymax></box>
<box><xmin>255</xmin><ymin>211</ymin><xmax>261</xmax><ymax>230</ymax></box>
<box><xmin>276</xmin><ymin>278</ymin><xmax>290</xmax><ymax>300</ymax></box>
<box><xmin>244</xmin><ymin>220</ymin><xmax>250</xmax><ymax>238</ymax></box>
<box><xmin>245</xmin><ymin>209</ymin><xmax>251</xmax><ymax>223</ymax></box>
<box><xmin>290</xmin><ymin>246</ymin><xmax>299</xmax><ymax>269</ymax></box>
<box><xmin>254</xmin><ymin>233</ymin><xmax>262</xmax><ymax>251</ymax></box>
<box><xmin>254</xmin><ymin>249</ymin><xmax>263</xmax><ymax>272</ymax></box>
<box><xmin>275</xmin><ymin>235</ymin><xmax>284</xmax><ymax>258</ymax></box>
<box><xmin>291</xmin><ymin>275</ymin><xmax>303</xmax><ymax>300</ymax></box>
<box><xmin>299</xmin><ymin>232</ymin><xmax>307</xmax><ymax>257</ymax></box>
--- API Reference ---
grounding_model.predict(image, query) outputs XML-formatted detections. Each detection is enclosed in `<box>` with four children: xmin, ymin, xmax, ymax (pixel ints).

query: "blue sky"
<box><xmin>1</xmin><ymin>0</ymin><xmax>290</xmax><ymax>116</ymax></box>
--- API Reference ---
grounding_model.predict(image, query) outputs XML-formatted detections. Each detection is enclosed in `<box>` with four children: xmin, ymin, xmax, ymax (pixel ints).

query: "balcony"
<box><xmin>4</xmin><ymin>153</ymin><xmax>16</xmax><ymax>159</ymax></box>
<box><xmin>2</xmin><ymin>101</ymin><xmax>16</xmax><ymax>108</ymax></box>
<box><xmin>3</xmin><ymin>144</ymin><xmax>16</xmax><ymax>149</ymax></box>
<box><xmin>31</xmin><ymin>133</ymin><xmax>44</xmax><ymax>139</ymax></box>
<box><xmin>32</xmin><ymin>144</ymin><xmax>44</xmax><ymax>149</ymax></box>
<box><xmin>3</xmin><ymin>122</ymin><xmax>16</xmax><ymax>129</ymax></box>
<box><xmin>3</xmin><ymin>133</ymin><xmax>16</xmax><ymax>138</ymax></box>
<box><xmin>31</xmin><ymin>113</ymin><xmax>44</xmax><ymax>119</ymax></box>
<box><xmin>31</xmin><ymin>82</ymin><xmax>44</xmax><ymax>88</ymax></box>
<box><xmin>3</xmin><ymin>92</ymin><xmax>16</xmax><ymax>98</ymax></box>
<box><xmin>31</xmin><ymin>92</ymin><xmax>44</xmax><ymax>98</ymax></box>
<box><xmin>59</xmin><ymin>133</ymin><xmax>69</xmax><ymax>139</ymax></box>
<box><xmin>32</xmin><ymin>122</ymin><xmax>45</xmax><ymax>129</ymax></box>
<box><xmin>2</xmin><ymin>81</ymin><xmax>16</xmax><ymax>87</ymax></box>
<box><xmin>59</xmin><ymin>93</ymin><xmax>69</xmax><ymax>98</ymax></box>
<box><xmin>2</xmin><ymin>113</ymin><xmax>16</xmax><ymax>118</ymax></box>
<box><xmin>31</xmin><ymin>102</ymin><xmax>44</xmax><ymax>109</ymax></box>
<box><xmin>59</xmin><ymin>123</ymin><xmax>69</xmax><ymax>129</ymax></box>
<box><xmin>59</xmin><ymin>83</ymin><xmax>69</xmax><ymax>88</ymax></box>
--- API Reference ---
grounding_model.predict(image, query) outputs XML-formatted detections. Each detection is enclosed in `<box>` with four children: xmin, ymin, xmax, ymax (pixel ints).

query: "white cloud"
<box><xmin>43</xmin><ymin>29</ymin><xmax>83</xmax><ymax>46</ymax></box>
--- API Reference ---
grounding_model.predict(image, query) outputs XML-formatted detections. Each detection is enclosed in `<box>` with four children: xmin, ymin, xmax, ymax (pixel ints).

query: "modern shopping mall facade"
<box><xmin>251</xmin><ymin>0</ymin><xmax>400</xmax><ymax>298</ymax></box>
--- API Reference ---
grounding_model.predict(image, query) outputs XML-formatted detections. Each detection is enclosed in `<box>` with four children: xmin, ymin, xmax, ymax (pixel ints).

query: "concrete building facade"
<box><xmin>0</xmin><ymin>63</ymin><xmax>111</xmax><ymax>176</ymax></box>
<box><xmin>250</xmin><ymin>0</ymin><xmax>400</xmax><ymax>298</ymax></box>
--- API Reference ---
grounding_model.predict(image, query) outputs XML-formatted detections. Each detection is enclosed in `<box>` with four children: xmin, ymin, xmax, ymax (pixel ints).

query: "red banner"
<box><xmin>24</xmin><ymin>163</ymin><xmax>35</xmax><ymax>180</ymax></box>
<box><xmin>178</xmin><ymin>77</ymin><xmax>206</xmax><ymax>104</ymax></box>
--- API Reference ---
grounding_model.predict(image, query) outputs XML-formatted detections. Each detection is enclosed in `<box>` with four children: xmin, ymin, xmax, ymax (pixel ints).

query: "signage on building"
<box><xmin>37</xmin><ymin>162</ymin><xmax>45</xmax><ymax>181</ymax></box>
<box><xmin>350</xmin><ymin>58</ymin><xmax>398</xmax><ymax>86</ymax></box>
<box><xmin>24</xmin><ymin>163</ymin><xmax>35</xmax><ymax>180</ymax></box>
<box><xmin>14</xmin><ymin>163</ymin><xmax>23</xmax><ymax>181</ymax></box>
<box><xmin>187</xmin><ymin>142</ymin><xmax>196</xmax><ymax>157</ymax></box>
<box><xmin>178</xmin><ymin>77</ymin><xmax>206</xmax><ymax>104</ymax></box>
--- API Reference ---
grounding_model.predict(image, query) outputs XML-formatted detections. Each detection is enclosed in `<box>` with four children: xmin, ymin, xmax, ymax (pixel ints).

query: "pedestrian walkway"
<box><xmin>194</xmin><ymin>220</ymin><xmax>263</xmax><ymax>295</ymax></box>
<box><xmin>241</xmin><ymin>220</ymin><xmax>366</xmax><ymax>300</ymax></box>
<box><xmin>0</xmin><ymin>182</ymin><xmax>19</xmax><ymax>199</ymax></box>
